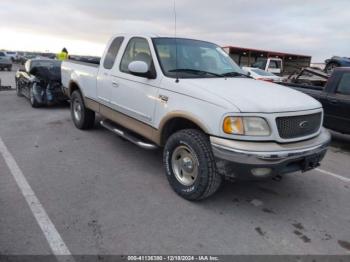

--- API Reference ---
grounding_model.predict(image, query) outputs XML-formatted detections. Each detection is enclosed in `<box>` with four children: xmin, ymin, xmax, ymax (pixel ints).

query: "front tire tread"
<box><xmin>163</xmin><ymin>129</ymin><xmax>222</xmax><ymax>201</ymax></box>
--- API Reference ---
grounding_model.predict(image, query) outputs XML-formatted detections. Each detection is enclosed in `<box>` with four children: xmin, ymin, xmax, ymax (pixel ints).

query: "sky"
<box><xmin>0</xmin><ymin>0</ymin><xmax>349</xmax><ymax>62</ymax></box>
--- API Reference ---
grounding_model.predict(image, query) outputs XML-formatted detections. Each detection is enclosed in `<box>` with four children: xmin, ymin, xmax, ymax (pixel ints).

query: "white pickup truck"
<box><xmin>61</xmin><ymin>34</ymin><xmax>330</xmax><ymax>200</ymax></box>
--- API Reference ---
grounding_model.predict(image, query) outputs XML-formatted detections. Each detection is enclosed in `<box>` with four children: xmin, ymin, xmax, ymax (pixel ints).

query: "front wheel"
<box><xmin>163</xmin><ymin>129</ymin><xmax>222</xmax><ymax>201</ymax></box>
<box><xmin>70</xmin><ymin>90</ymin><xmax>95</xmax><ymax>129</ymax></box>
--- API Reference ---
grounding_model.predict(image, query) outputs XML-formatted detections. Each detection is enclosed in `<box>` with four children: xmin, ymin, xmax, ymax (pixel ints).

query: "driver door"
<box><xmin>109</xmin><ymin>37</ymin><xmax>160</xmax><ymax>125</ymax></box>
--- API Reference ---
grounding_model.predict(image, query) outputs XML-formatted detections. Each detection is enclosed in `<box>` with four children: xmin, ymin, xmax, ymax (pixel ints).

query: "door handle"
<box><xmin>329</xmin><ymin>99</ymin><xmax>338</xmax><ymax>104</ymax></box>
<box><xmin>112</xmin><ymin>81</ymin><xmax>119</xmax><ymax>87</ymax></box>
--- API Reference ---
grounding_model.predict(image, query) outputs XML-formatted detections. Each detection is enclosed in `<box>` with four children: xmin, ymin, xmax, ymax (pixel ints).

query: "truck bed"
<box><xmin>61</xmin><ymin>60</ymin><xmax>99</xmax><ymax>99</ymax></box>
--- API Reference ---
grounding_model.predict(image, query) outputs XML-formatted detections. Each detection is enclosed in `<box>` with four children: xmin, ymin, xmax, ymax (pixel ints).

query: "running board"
<box><xmin>100</xmin><ymin>120</ymin><xmax>157</xmax><ymax>150</ymax></box>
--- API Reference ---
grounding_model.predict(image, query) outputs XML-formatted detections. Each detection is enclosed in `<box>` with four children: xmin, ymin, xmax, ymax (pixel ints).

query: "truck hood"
<box><xmin>184</xmin><ymin>78</ymin><xmax>322</xmax><ymax>113</ymax></box>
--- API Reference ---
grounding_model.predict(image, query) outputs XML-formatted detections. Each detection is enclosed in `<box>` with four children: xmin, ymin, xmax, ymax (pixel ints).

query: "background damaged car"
<box><xmin>15</xmin><ymin>59</ymin><xmax>67</xmax><ymax>107</ymax></box>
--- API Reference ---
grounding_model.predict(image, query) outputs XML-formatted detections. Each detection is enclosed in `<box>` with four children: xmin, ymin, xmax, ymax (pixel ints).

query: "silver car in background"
<box><xmin>243</xmin><ymin>66</ymin><xmax>283</xmax><ymax>83</ymax></box>
<box><xmin>0</xmin><ymin>51</ymin><xmax>12</xmax><ymax>71</ymax></box>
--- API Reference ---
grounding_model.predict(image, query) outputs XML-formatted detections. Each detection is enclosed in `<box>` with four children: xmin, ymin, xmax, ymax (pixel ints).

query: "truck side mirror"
<box><xmin>128</xmin><ymin>61</ymin><xmax>151</xmax><ymax>78</ymax></box>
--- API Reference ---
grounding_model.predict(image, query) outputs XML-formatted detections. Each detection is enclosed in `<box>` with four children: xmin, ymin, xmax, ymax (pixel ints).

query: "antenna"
<box><xmin>173</xmin><ymin>0</ymin><xmax>179</xmax><ymax>83</ymax></box>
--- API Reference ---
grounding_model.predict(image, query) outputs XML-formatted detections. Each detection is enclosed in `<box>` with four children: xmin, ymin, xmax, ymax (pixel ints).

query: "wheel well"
<box><xmin>161</xmin><ymin>117</ymin><xmax>205</xmax><ymax>145</ymax></box>
<box><xmin>69</xmin><ymin>82</ymin><xmax>80</xmax><ymax>97</ymax></box>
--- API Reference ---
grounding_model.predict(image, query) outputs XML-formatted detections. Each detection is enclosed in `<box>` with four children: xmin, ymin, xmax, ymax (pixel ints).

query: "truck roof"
<box><xmin>111</xmin><ymin>33</ymin><xmax>160</xmax><ymax>38</ymax></box>
<box><xmin>110</xmin><ymin>33</ymin><xmax>216</xmax><ymax>43</ymax></box>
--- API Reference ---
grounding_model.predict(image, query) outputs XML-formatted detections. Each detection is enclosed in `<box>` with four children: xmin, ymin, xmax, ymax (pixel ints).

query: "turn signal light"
<box><xmin>223</xmin><ymin>117</ymin><xmax>244</xmax><ymax>135</ymax></box>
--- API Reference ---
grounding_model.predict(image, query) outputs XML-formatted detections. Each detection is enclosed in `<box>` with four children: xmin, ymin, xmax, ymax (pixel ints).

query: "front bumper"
<box><xmin>211</xmin><ymin>128</ymin><xmax>331</xmax><ymax>180</ymax></box>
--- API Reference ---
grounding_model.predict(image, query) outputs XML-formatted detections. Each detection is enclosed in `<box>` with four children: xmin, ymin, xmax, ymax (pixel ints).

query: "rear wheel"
<box><xmin>70</xmin><ymin>90</ymin><xmax>95</xmax><ymax>129</ymax></box>
<box><xmin>163</xmin><ymin>129</ymin><xmax>222</xmax><ymax>201</ymax></box>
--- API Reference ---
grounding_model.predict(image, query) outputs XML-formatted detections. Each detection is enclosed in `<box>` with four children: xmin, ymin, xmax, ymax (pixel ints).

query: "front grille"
<box><xmin>276</xmin><ymin>113</ymin><xmax>322</xmax><ymax>139</ymax></box>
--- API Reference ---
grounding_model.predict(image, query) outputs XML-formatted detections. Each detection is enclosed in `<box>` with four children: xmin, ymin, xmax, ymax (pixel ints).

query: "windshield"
<box><xmin>152</xmin><ymin>38</ymin><xmax>245</xmax><ymax>78</ymax></box>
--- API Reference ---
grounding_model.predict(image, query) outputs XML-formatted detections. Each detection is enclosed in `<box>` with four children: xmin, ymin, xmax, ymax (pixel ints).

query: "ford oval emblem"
<box><xmin>299</xmin><ymin>121</ymin><xmax>309</xmax><ymax>129</ymax></box>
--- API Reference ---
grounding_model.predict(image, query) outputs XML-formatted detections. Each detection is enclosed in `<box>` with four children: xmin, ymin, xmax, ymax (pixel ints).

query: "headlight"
<box><xmin>223</xmin><ymin>117</ymin><xmax>270</xmax><ymax>136</ymax></box>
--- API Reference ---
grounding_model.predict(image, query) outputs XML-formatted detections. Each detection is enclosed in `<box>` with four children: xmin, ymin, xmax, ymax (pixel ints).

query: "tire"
<box><xmin>29</xmin><ymin>84</ymin><xmax>40</xmax><ymax>108</ymax></box>
<box><xmin>15</xmin><ymin>80</ymin><xmax>23</xmax><ymax>97</ymax></box>
<box><xmin>7</xmin><ymin>66</ymin><xmax>12</xmax><ymax>71</ymax></box>
<box><xmin>163</xmin><ymin>129</ymin><xmax>222</xmax><ymax>201</ymax></box>
<box><xmin>70</xmin><ymin>90</ymin><xmax>95</xmax><ymax>129</ymax></box>
<box><xmin>325</xmin><ymin>62</ymin><xmax>339</xmax><ymax>74</ymax></box>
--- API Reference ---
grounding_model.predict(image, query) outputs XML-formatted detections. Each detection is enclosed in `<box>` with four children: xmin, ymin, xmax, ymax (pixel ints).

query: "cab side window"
<box><xmin>337</xmin><ymin>73</ymin><xmax>350</xmax><ymax>95</ymax></box>
<box><xmin>103</xmin><ymin>37</ymin><xmax>124</xmax><ymax>70</ymax></box>
<box><xmin>120</xmin><ymin>37</ymin><xmax>155</xmax><ymax>76</ymax></box>
<box><xmin>268</xmin><ymin>60</ymin><xmax>281</xmax><ymax>69</ymax></box>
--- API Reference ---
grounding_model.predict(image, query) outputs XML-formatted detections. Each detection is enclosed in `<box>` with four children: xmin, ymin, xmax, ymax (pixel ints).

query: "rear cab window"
<box><xmin>103</xmin><ymin>37</ymin><xmax>124</xmax><ymax>69</ymax></box>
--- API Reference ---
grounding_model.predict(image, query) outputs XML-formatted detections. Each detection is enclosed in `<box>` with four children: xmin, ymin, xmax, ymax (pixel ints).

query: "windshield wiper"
<box><xmin>169</xmin><ymin>68</ymin><xmax>222</xmax><ymax>77</ymax></box>
<box><xmin>220</xmin><ymin>71</ymin><xmax>251</xmax><ymax>78</ymax></box>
